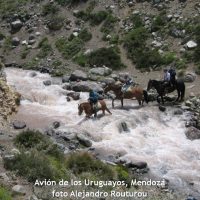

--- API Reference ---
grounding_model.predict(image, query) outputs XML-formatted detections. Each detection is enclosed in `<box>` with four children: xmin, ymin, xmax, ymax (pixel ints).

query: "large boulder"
<box><xmin>185</xmin><ymin>127</ymin><xmax>200</xmax><ymax>140</ymax></box>
<box><xmin>69</xmin><ymin>70</ymin><xmax>87</xmax><ymax>81</ymax></box>
<box><xmin>11</xmin><ymin>20</ymin><xmax>23</xmax><ymax>33</ymax></box>
<box><xmin>89</xmin><ymin>67</ymin><xmax>112</xmax><ymax>76</ymax></box>
<box><xmin>13</xmin><ymin>120</ymin><xmax>26</xmax><ymax>129</ymax></box>
<box><xmin>12</xmin><ymin>37</ymin><xmax>20</xmax><ymax>46</ymax></box>
<box><xmin>12</xmin><ymin>185</ymin><xmax>26</xmax><ymax>195</ymax></box>
<box><xmin>186</xmin><ymin>40</ymin><xmax>197</xmax><ymax>49</ymax></box>
<box><xmin>67</xmin><ymin>91</ymin><xmax>80</xmax><ymax>100</ymax></box>
<box><xmin>71</xmin><ymin>81</ymin><xmax>103</xmax><ymax>93</ymax></box>
<box><xmin>77</xmin><ymin>134</ymin><xmax>92</xmax><ymax>147</ymax></box>
<box><xmin>184</xmin><ymin>72</ymin><xmax>196</xmax><ymax>83</ymax></box>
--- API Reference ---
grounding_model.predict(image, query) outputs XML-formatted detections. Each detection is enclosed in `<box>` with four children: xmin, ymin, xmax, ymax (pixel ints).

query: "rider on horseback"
<box><xmin>88</xmin><ymin>89</ymin><xmax>99</xmax><ymax>117</ymax></box>
<box><xmin>168</xmin><ymin>66</ymin><xmax>176</xmax><ymax>88</ymax></box>
<box><xmin>121</xmin><ymin>75</ymin><xmax>133</xmax><ymax>93</ymax></box>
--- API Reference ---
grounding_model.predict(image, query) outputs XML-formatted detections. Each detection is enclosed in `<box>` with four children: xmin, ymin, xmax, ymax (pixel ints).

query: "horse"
<box><xmin>147</xmin><ymin>79</ymin><xmax>185</xmax><ymax>104</ymax></box>
<box><xmin>78</xmin><ymin>100</ymin><xmax>112</xmax><ymax>118</ymax></box>
<box><xmin>104</xmin><ymin>82</ymin><xmax>149</xmax><ymax>108</ymax></box>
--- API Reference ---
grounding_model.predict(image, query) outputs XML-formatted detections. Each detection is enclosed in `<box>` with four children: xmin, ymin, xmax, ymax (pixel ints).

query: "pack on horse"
<box><xmin>104</xmin><ymin>82</ymin><xmax>149</xmax><ymax>108</ymax></box>
<box><xmin>147</xmin><ymin>79</ymin><xmax>185</xmax><ymax>104</ymax></box>
<box><xmin>78</xmin><ymin>100</ymin><xmax>112</xmax><ymax>118</ymax></box>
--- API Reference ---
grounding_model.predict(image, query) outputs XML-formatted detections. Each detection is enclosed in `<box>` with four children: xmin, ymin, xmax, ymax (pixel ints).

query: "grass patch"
<box><xmin>56</xmin><ymin>37</ymin><xmax>83</xmax><ymax>59</ymax></box>
<box><xmin>37</xmin><ymin>37</ymin><xmax>52</xmax><ymax>58</ymax></box>
<box><xmin>0</xmin><ymin>186</ymin><xmax>12</xmax><ymax>200</ymax></box>
<box><xmin>20</xmin><ymin>47</ymin><xmax>30</xmax><ymax>59</ymax></box>
<box><xmin>151</xmin><ymin>11</ymin><xmax>167</xmax><ymax>32</ymax></box>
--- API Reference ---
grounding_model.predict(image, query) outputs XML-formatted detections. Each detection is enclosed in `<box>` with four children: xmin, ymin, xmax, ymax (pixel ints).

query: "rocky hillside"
<box><xmin>0</xmin><ymin>62</ymin><xmax>20</xmax><ymax>127</ymax></box>
<box><xmin>0</xmin><ymin>0</ymin><xmax>200</xmax><ymax>77</ymax></box>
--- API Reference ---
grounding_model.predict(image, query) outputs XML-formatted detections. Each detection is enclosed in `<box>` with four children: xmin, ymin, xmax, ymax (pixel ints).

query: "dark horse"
<box><xmin>104</xmin><ymin>82</ymin><xmax>149</xmax><ymax>108</ymax></box>
<box><xmin>78</xmin><ymin>100</ymin><xmax>112</xmax><ymax>118</ymax></box>
<box><xmin>147</xmin><ymin>79</ymin><xmax>185</xmax><ymax>104</ymax></box>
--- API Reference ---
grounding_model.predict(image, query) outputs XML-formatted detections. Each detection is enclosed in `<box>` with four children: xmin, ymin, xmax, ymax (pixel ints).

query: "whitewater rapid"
<box><xmin>5</xmin><ymin>68</ymin><xmax>200</xmax><ymax>197</ymax></box>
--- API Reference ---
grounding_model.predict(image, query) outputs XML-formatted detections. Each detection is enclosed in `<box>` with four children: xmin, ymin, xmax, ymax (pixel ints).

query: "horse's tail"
<box><xmin>181</xmin><ymin>82</ymin><xmax>185</xmax><ymax>100</ymax></box>
<box><xmin>143</xmin><ymin>90</ymin><xmax>149</xmax><ymax>104</ymax></box>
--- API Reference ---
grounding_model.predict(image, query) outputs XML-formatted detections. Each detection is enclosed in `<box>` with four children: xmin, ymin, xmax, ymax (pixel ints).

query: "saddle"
<box><xmin>121</xmin><ymin>84</ymin><xmax>133</xmax><ymax>93</ymax></box>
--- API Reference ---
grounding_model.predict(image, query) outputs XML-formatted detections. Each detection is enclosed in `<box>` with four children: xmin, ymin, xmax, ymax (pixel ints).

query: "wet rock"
<box><xmin>77</xmin><ymin>134</ymin><xmax>92</xmax><ymax>147</ymax></box>
<box><xmin>66</xmin><ymin>96</ymin><xmax>71</xmax><ymax>101</ymax></box>
<box><xmin>184</xmin><ymin>73</ymin><xmax>196</xmax><ymax>82</ymax></box>
<box><xmin>71</xmin><ymin>81</ymin><xmax>103</xmax><ymax>93</ymax></box>
<box><xmin>100</xmin><ymin>77</ymin><xmax>115</xmax><ymax>85</ymax></box>
<box><xmin>126</xmin><ymin>161</ymin><xmax>148</xmax><ymax>169</ymax></box>
<box><xmin>62</xmin><ymin>83</ymin><xmax>71</xmax><ymax>90</ymax></box>
<box><xmin>174</xmin><ymin>109</ymin><xmax>183</xmax><ymax>115</ymax></box>
<box><xmin>89</xmin><ymin>67</ymin><xmax>112</xmax><ymax>76</ymax></box>
<box><xmin>12</xmin><ymin>37</ymin><xmax>20</xmax><ymax>46</ymax></box>
<box><xmin>69</xmin><ymin>70</ymin><xmax>87</xmax><ymax>81</ymax></box>
<box><xmin>62</xmin><ymin>75</ymin><xmax>70</xmax><ymax>83</ymax></box>
<box><xmin>185</xmin><ymin>127</ymin><xmax>200</xmax><ymax>140</ymax></box>
<box><xmin>159</xmin><ymin>105</ymin><xmax>166</xmax><ymax>112</ymax></box>
<box><xmin>29</xmin><ymin>72</ymin><xmax>37</xmax><ymax>77</ymax></box>
<box><xmin>186</xmin><ymin>195</ymin><xmax>198</xmax><ymax>200</ymax></box>
<box><xmin>119</xmin><ymin>122</ymin><xmax>130</xmax><ymax>133</ymax></box>
<box><xmin>12</xmin><ymin>185</ymin><xmax>26</xmax><ymax>195</ymax></box>
<box><xmin>40</xmin><ymin>67</ymin><xmax>51</xmax><ymax>73</ymax></box>
<box><xmin>67</xmin><ymin>92</ymin><xmax>80</xmax><ymax>100</ymax></box>
<box><xmin>43</xmin><ymin>80</ymin><xmax>51</xmax><ymax>86</ymax></box>
<box><xmin>52</xmin><ymin>121</ymin><xmax>60</xmax><ymax>129</ymax></box>
<box><xmin>13</xmin><ymin>120</ymin><xmax>26</xmax><ymax>129</ymax></box>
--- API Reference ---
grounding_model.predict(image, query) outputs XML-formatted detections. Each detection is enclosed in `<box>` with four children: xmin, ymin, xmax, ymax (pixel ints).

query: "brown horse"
<box><xmin>78</xmin><ymin>100</ymin><xmax>112</xmax><ymax>118</ymax></box>
<box><xmin>104</xmin><ymin>82</ymin><xmax>149</xmax><ymax>108</ymax></box>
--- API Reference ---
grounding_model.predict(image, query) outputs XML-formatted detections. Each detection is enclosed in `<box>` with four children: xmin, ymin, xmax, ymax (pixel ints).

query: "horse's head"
<box><xmin>147</xmin><ymin>79</ymin><xmax>153</xmax><ymax>91</ymax></box>
<box><xmin>78</xmin><ymin>103</ymin><xmax>83</xmax><ymax>115</ymax></box>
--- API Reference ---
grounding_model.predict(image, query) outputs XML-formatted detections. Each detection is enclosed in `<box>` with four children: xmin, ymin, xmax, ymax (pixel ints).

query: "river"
<box><xmin>5</xmin><ymin>68</ymin><xmax>200</xmax><ymax>198</ymax></box>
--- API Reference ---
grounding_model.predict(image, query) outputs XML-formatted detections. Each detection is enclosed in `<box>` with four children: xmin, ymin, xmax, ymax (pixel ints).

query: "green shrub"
<box><xmin>129</xmin><ymin>14</ymin><xmax>144</xmax><ymax>28</ymax></box>
<box><xmin>0</xmin><ymin>186</ymin><xmax>12</xmax><ymax>200</ymax></box>
<box><xmin>47</xmin><ymin>15</ymin><xmax>64</xmax><ymax>31</ymax></box>
<box><xmin>37</xmin><ymin>37</ymin><xmax>52</xmax><ymax>58</ymax></box>
<box><xmin>66</xmin><ymin>152</ymin><xmax>115</xmax><ymax>180</ymax></box>
<box><xmin>3</xmin><ymin>37</ymin><xmax>12</xmax><ymax>53</ymax></box>
<box><xmin>162</xmin><ymin>52</ymin><xmax>176</xmax><ymax>65</ymax></box>
<box><xmin>42</xmin><ymin>3</ymin><xmax>59</xmax><ymax>16</ymax></box>
<box><xmin>14</xmin><ymin>129</ymin><xmax>47</xmax><ymax>149</ymax></box>
<box><xmin>100</xmin><ymin>14</ymin><xmax>118</xmax><ymax>34</ymax></box>
<box><xmin>175</xmin><ymin>59</ymin><xmax>187</xmax><ymax>69</ymax></box>
<box><xmin>55</xmin><ymin>0</ymin><xmax>88</xmax><ymax>6</ymax></box>
<box><xmin>151</xmin><ymin>12</ymin><xmax>167</xmax><ymax>32</ymax></box>
<box><xmin>78</xmin><ymin>29</ymin><xmax>92</xmax><ymax>42</ymax></box>
<box><xmin>4</xmin><ymin>150</ymin><xmax>63</xmax><ymax>182</ymax></box>
<box><xmin>90</xmin><ymin>11</ymin><xmax>108</xmax><ymax>25</ymax></box>
<box><xmin>87</xmin><ymin>47</ymin><xmax>124</xmax><ymax>70</ymax></box>
<box><xmin>55</xmin><ymin>37</ymin><xmax>83</xmax><ymax>59</ymax></box>
<box><xmin>136</xmin><ymin>48</ymin><xmax>163</xmax><ymax>69</ymax></box>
